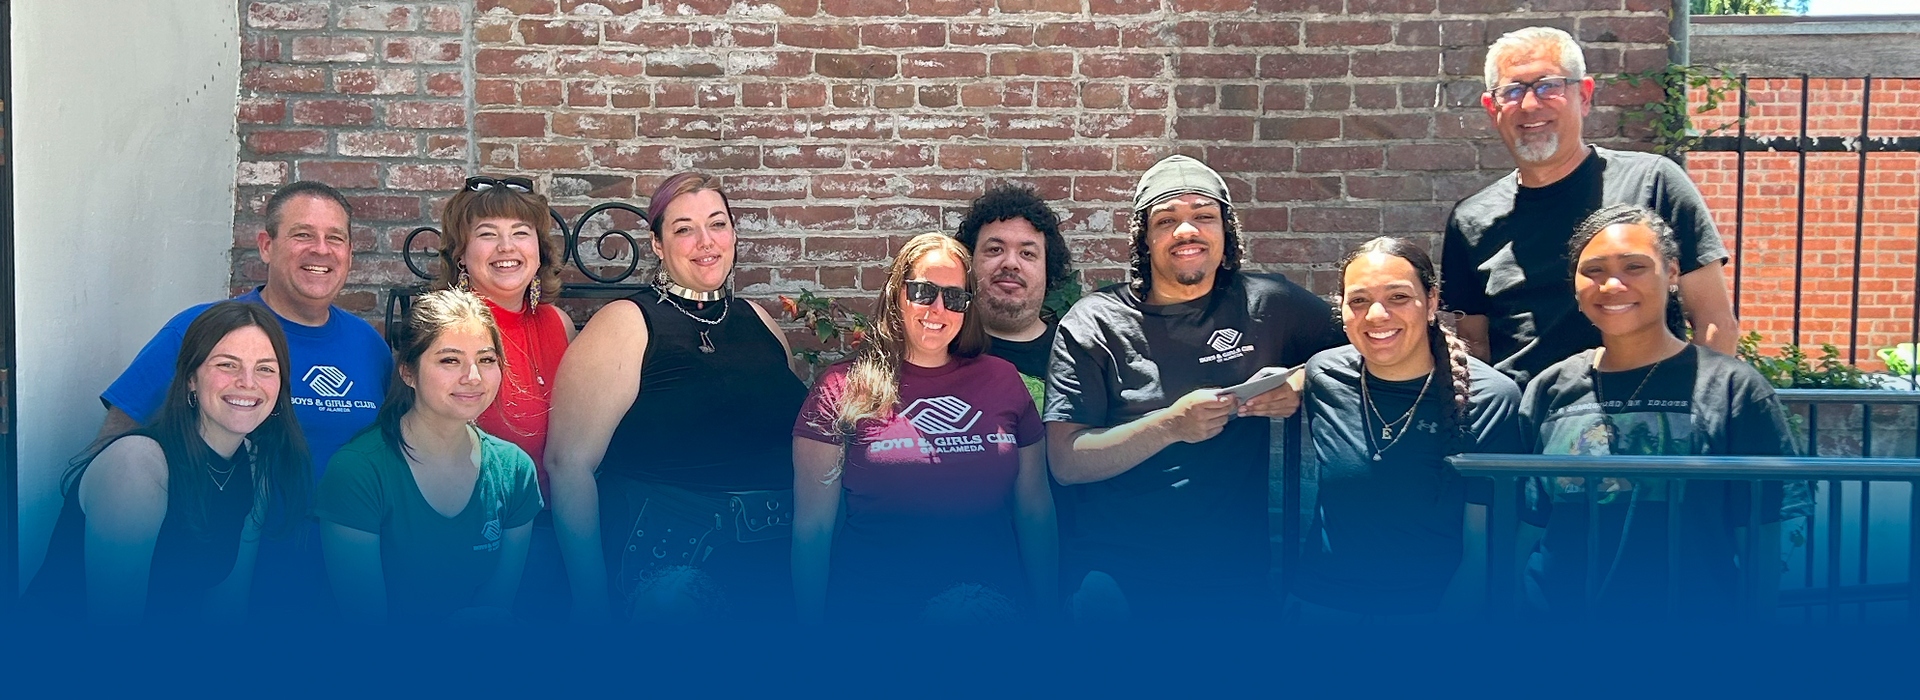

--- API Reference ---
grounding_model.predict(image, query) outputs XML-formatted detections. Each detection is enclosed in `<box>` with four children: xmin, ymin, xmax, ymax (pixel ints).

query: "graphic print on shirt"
<box><xmin>869</xmin><ymin>395</ymin><xmax>1019</xmax><ymax>458</ymax></box>
<box><xmin>903</xmin><ymin>396</ymin><xmax>982</xmax><ymax>435</ymax></box>
<box><xmin>1199</xmin><ymin>327</ymin><xmax>1253</xmax><ymax>364</ymax></box>
<box><xmin>295</xmin><ymin>364</ymin><xmax>378</xmax><ymax>414</ymax></box>
<box><xmin>305</xmin><ymin>365</ymin><xmax>354</xmax><ymax>397</ymax></box>
<box><xmin>1542</xmin><ymin>398</ymin><xmax>1693</xmax><ymax>503</ymax></box>
<box><xmin>474</xmin><ymin>518</ymin><xmax>503</xmax><ymax>552</ymax></box>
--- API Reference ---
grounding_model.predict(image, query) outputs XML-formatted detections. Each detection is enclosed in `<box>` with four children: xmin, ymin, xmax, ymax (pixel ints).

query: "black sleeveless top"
<box><xmin>25</xmin><ymin>437</ymin><xmax>256</xmax><ymax>621</ymax></box>
<box><xmin>603</xmin><ymin>287</ymin><xmax>807</xmax><ymax>492</ymax></box>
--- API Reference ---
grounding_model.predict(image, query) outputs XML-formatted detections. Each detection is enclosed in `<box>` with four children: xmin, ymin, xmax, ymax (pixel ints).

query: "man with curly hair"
<box><xmin>952</xmin><ymin>184</ymin><xmax>1075</xmax><ymax>400</ymax></box>
<box><xmin>1043</xmin><ymin>155</ymin><xmax>1343</xmax><ymax>620</ymax></box>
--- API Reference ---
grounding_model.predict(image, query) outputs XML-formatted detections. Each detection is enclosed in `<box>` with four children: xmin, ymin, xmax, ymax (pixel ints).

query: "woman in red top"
<box><xmin>432</xmin><ymin>175</ymin><xmax>575</xmax><ymax>618</ymax></box>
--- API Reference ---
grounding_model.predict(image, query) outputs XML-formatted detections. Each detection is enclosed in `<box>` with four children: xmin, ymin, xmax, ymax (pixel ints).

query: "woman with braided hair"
<box><xmin>1289</xmin><ymin>236</ymin><xmax>1530</xmax><ymax>621</ymax></box>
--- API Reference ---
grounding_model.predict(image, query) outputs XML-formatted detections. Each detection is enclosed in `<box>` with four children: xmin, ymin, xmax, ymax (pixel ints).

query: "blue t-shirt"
<box><xmin>100</xmin><ymin>289</ymin><xmax>392</xmax><ymax>477</ymax></box>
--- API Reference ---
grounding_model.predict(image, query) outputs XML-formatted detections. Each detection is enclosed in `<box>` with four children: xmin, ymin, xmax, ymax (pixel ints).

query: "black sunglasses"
<box><xmin>1488</xmin><ymin>76</ymin><xmax>1572</xmax><ymax>106</ymax></box>
<box><xmin>465</xmin><ymin>176</ymin><xmax>535</xmax><ymax>193</ymax></box>
<box><xmin>904</xmin><ymin>280</ymin><xmax>972</xmax><ymax>313</ymax></box>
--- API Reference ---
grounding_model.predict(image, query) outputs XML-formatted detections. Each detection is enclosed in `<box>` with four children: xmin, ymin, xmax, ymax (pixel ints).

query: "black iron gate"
<box><xmin>1695</xmin><ymin>74</ymin><xmax>1920</xmax><ymax>388</ymax></box>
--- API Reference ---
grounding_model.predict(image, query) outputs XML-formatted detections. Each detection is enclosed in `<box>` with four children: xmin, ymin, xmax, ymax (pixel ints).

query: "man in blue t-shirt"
<box><xmin>99</xmin><ymin>181</ymin><xmax>392</xmax><ymax>477</ymax></box>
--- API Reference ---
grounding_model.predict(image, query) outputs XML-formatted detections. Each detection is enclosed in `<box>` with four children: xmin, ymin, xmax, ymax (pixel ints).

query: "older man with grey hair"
<box><xmin>1441</xmin><ymin>26</ymin><xmax>1740</xmax><ymax>387</ymax></box>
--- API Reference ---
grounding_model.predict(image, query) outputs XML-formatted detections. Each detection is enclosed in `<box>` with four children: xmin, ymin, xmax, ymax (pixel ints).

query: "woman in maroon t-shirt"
<box><xmin>431</xmin><ymin>176</ymin><xmax>575</xmax><ymax>619</ymax></box>
<box><xmin>793</xmin><ymin>233</ymin><xmax>1057</xmax><ymax>623</ymax></box>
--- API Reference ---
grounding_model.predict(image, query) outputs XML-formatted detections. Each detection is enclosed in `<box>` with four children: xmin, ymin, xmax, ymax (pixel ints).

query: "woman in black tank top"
<box><xmin>25</xmin><ymin>302</ymin><xmax>311</xmax><ymax>623</ymax></box>
<box><xmin>546</xmin><ymin>173</ymin><xmax>806</xmax><ymax>622</ymax></box>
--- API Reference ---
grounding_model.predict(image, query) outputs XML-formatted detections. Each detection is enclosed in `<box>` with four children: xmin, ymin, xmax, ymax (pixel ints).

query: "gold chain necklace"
<box><xmin>493</xmin><ymin>303</ymin><xmax>551</xmax><ymax>439</ymax></box>
<box><xmin>1590</xmin><ymin>349</ymin><xmax>1670</xmax><ymax>447</ymax></box>
<box><xmin>1359</xmin><ymin>364</ymin><xmax>1432</xmax><ymax>462</ymax></box>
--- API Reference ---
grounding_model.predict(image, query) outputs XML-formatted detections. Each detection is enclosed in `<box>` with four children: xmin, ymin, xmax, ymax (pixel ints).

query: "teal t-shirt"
<box><xmin>315</xmin><ymin>427</ymin><xmax>542</xmax><ymax>622</ymax></box>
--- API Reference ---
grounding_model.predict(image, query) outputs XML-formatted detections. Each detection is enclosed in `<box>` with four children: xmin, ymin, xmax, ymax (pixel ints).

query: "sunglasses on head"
<box><xmin>903</xmin><ymin>280</ymin><xmax>972</xmax><ymax>313</ymax></box>
<box><xmin>465</xmin><ymin>176</ymin><xmax>535</xmax><ymax>194</ymax></box>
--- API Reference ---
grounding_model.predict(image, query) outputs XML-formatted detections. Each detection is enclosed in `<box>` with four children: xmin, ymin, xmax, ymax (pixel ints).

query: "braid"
<box><xmin>1432</xmin><ymin>313</ymin><xmax>1472</xmax><ymax>431</ymax></box>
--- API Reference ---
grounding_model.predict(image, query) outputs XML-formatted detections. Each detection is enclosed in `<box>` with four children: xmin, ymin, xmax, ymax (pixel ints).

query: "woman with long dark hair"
<box><xmin>545</xmin><ymin>173</ymin><xmax>807</xmax><ymax>622</ymax></box>
<box><xmin>1290</xmin><ymin>237</ymin><xmax>1527</xmax><ymax>621</ymax></box>
<box><xmin>316</xmin><ymin>290</ymin><xmax>542</xmax><ymax>623</ymax></box>
<box><xmin>792</xmin><ymin>233</ymin><xmax>1056</xmax><ymax>623</ymax></box>
<box><xmin>27</xmin><ymin>302</ymin><xmax>310</xmax><ymax>623</ymax></box>
<box><xmin>1520</xmin><ymin>204</ymin><xmax>1793</xmax><ymax>615</ymax></box>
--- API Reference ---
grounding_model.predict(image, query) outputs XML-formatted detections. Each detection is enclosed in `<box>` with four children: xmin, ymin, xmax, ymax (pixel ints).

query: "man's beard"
<box><xmin>1512</xmin><ymin>131</ymin><xmax>1559</xmax><ymax>163</ymax></box>
<box><xmin>1173</xmin><ymin>268</ymin><xmax>1208</xmax><ymax>286</ymax></box>
<box><xmin>978</xmin><ymin>289</ymin><xmax>1043</xmax><ymax>336</ymax></box>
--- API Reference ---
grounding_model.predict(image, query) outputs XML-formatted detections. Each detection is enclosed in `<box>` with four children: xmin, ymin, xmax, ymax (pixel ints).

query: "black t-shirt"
<box><xmin>1295</xmin><ymin>346</ymin><xmax>1529</xmax><ymax>615</ymax></box>
<box><xmin>1519</xmin><ymin>345</ymin><xmax>1793</xmax><ymax>616</ymax></box>
<box><xmin>1442</xmin><ymin>146</ymin><xmax>1729</xmax><ymax>386</ymax></box>
<box><xmin>1045</xmin><ymin>272</ymin><xmax>1343</xmax><ymax>609</ymax></box>
<box><xmin>987</xmin><ymin>322</ymin><xmax>1057</xmax><ymax>381</ymax></box>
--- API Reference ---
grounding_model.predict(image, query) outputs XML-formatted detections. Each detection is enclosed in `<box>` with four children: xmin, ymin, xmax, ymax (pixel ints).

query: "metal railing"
<box><xmin>1449</xmin><ymin>453</ymin><xmax>1920</xmax><ymax>623</ymax></box>
<box><xmin>1775</xmin><ymin>389</ymin><xmax>1920</xmax><ymax>621</ymax></box>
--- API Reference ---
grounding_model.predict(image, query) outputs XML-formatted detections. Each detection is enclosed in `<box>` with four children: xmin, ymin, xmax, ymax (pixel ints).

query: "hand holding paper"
<box><xmin>1219</xmin><ymin>365</ymin><xmax>1305</xmax><ymax>419</ymax></box>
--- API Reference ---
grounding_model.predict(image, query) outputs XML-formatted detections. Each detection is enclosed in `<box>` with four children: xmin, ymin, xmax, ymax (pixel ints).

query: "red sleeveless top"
<box><xmin>477</xmin><ymin>297</ymin><xmax>568</xmax><ymax>502</ymax></box>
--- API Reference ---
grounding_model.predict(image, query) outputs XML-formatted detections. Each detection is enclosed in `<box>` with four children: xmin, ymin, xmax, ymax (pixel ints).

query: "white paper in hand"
<box><xmin>1217</xmin><ymin>365</ymin><xmax>1301</xmax><ymax>402</ymax></box>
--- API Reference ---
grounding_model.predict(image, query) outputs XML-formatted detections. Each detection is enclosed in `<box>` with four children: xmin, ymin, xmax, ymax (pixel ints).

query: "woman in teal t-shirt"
<box><xmin>317</xmin><ymin>290</ymin><xmax>542</xmax><ymax>624</ymax></box>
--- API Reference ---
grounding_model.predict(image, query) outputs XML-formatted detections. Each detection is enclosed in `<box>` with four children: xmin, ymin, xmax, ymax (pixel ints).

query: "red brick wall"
<box><xmin>1688</xmin><ymin>78</ymin><xmax>1920</xmax><ymax>371</ymax></box>
<box><xmin>236</xmin><ymin>1</ymin><xmax>472</xmax><ymax>315</ymax></box>
<box><xmin>236</xmin><ymin>0</ymin><xmax>1672</xmax><ymax>325</ymax></box>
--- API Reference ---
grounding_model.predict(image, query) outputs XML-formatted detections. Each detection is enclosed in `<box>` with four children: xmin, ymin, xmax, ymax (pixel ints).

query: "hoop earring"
<box><xmin>188</xmin><ymin>391</ymin><xmax>198</xmax><ymax>408</ymax></box>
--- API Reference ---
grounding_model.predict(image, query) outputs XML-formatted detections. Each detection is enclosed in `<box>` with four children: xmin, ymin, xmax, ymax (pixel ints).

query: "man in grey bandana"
<box><xmin>1043</xmin><ymin>155</ymin><xmax>1344</xmax><ymax>620</ymax></box>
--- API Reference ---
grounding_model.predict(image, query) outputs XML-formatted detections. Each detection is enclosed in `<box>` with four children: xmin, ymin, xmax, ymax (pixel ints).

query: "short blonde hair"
<box><xmin>1484</xmin><ymin>26</ymin><xmax>1586</xmax><ymax>89</ymax></box>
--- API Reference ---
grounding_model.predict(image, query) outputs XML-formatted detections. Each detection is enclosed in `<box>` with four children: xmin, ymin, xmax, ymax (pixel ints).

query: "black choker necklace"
<box><xmin>659</xmin><ymin>279</ymin><xmax>726</xmax><ymax>303</ymax></box>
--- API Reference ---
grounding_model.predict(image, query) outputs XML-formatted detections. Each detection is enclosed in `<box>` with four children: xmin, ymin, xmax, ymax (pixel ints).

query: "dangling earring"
<box><xmin>655</xmin><ymin>268</ymin><xmax>673</xmax><ymax>288</ymax></box>
<box><xmin>1668</xmin><ymin>284</ymin><xmax>1679</xmax><ymax>294</ymax></box>
<box><xmin>457</xmin><ymin>264</ymin><xmax>471</xmax><ymax>292</ymax></box>
<box><xmin>528</xmin><ymin>281</ymin><xmax>541</xmax><ymax>308</ymax></box>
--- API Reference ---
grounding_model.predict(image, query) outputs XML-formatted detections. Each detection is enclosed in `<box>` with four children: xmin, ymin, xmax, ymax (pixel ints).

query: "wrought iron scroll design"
<box><xmin>398</xmin><ymin>204</ymin><xmax>650</xmax><ymax>285</ymax></box>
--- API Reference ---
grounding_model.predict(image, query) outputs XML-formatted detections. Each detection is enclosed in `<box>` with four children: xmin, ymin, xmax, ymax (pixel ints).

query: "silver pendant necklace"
<box><xmin>655</xmin><ymin>283</ymin><xmax>729</xmax><ymax>353</ymax></box>
<box><xmin>206</xmin><ymin>444</ymin><xmax>245</xmax><ymax>491</ymax></box>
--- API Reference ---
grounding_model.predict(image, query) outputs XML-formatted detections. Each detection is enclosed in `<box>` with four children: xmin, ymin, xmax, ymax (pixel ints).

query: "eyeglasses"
<box><xmin>903</xmin><ymin>280</ymin><xmax>972</xmax><ymax>313</ymax></box>
<box><xmin>465</xmin><ymin>176</ymin><xmax>535</xmax><ymax>194</ymax></box>
<box><xmin>1488</xmin><ymin>76</ymin><xmax>1573</xmax><ymax>106</ymax></box>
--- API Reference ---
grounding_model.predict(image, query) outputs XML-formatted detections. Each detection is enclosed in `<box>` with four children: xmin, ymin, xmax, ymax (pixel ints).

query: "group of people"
<box><xmin>24</xmin><ymin>26</ymin><xmax>1805</xmax><ymax>625</ymax></box>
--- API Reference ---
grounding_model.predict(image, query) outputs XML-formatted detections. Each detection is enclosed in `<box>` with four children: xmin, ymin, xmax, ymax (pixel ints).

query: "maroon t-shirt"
<box><xmin>794</xmin><ymin>354</ymin><xmax>1044</xmax><ymax>618</ymax></box>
